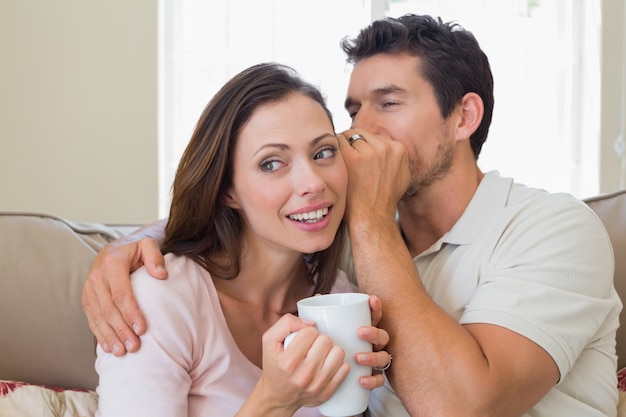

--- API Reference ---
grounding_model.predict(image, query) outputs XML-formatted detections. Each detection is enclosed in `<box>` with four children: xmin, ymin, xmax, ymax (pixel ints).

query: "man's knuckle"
<box><xmin>102</xmin><ymin>302</ymin><xmax>119</xmax><ymax>318</ymax></box>
<box><xmin>88</xmin><ymin>319</ymin><xmax>98</xmax><ymax>332</ymax></box>
<box><xmin>110</xmin><ymin>288</ymin><xmax>127</xmax><ymax>305</ymax></box>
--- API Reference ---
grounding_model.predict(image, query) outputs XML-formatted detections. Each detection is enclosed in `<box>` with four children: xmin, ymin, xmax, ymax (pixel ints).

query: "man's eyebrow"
<box><xmin>344</xmin><ymin>96</ymin><xmax>357</xmax><ymax>111</ymax></box>
<box><xmin>373</xmin><ymin>85</ymin><xmax>407</xmax><ymax>96</ymax></box>
<box><xmin>344</xmin><ymin>85</ymin><xmax>407</xmax><ymax>110</ymax></box>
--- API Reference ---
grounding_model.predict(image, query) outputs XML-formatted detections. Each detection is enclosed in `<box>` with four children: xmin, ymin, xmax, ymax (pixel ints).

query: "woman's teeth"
<box><xmin>289</xmin><ymin>207</ymin><xmax>329</xmax><ymax>223</ymax></box>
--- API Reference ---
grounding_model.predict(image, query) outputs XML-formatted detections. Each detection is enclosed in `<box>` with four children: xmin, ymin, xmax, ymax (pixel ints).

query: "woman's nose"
<box><xmin>294</xmin><ymin>164</ymin><xmax>326</xmax><ymax>196</ymax></box>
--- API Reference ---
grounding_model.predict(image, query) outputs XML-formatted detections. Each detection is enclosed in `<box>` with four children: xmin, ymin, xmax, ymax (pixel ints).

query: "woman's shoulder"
<box><xmin>131</xmin><ymin>253</ymin><xmax>211</xmax><ymax>309</ymax></box>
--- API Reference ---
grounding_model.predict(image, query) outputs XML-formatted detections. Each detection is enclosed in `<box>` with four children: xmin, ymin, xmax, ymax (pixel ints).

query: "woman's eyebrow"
<box><xmin>310</xmin><ymin>133</ymin><xmax>337</xmax><ymax>147</ymax></box>
<box><xmin>253</xmin><ymin>133</ymin><xmax>336</xmax><ymax>156</ymax></box>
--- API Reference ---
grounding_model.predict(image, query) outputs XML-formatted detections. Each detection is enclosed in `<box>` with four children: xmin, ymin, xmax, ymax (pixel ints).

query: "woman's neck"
<box><xmin>213</xmin><ymin>249</ymin><xmax>313</xmax><ymax>315</ymax></box>
<box><xmin>212</xmin><ymin>251</ymin><xmax>314</xmax><ymax>368</ymax></box>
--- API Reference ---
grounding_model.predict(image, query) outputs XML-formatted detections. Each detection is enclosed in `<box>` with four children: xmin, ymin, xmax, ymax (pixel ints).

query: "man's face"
<box><xmin>345</xmin><ymin>53</ymin><xmax>456</xmax><ymax>194</ymax></box>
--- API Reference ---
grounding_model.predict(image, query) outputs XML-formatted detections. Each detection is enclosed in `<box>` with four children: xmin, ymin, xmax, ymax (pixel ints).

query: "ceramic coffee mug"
<box><xmin>287</xmin><ymin>292</ymin><xmax>372</xmax><ymax>417</ymax></box>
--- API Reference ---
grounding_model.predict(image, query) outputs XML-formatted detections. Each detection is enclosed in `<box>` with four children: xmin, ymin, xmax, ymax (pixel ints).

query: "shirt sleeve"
<box><xmin>95</xmin><ymin>261</ymin><xmax>199</xmax><ymax>417</ymax></box>
<box><xmin>460</xmin><ymin>197</ymin><xmax>620</xmax><ymax>380</ymax></box>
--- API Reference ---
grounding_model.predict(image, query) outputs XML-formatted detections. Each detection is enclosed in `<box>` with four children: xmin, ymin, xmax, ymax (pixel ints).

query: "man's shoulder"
<box><xmin>507</xmin><ymin>181</ymin><xmax>592</xmax><ymax>218</ymax></box>
<box><xmin>482</xmin><ymin>171</ymin><xmax>588</xmax><ymax>212</ymax></box>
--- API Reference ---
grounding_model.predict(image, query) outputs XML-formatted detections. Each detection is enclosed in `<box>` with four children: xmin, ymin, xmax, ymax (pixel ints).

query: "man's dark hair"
<box><xmin>341</xmin><ymin>14</ymin><xmax>494</xmax><ymax>158</ymax></box>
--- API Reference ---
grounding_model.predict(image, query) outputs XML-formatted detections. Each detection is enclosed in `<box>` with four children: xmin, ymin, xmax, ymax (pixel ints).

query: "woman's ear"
<box><xmin>455</xmin><ymin>92</ymin><xmax>484</xmax><ymax>141</ymax></box>
<box><xmin>223</xmin><ymin>188</ymin><xmax>241</xmax><ymax>209</ymax></box>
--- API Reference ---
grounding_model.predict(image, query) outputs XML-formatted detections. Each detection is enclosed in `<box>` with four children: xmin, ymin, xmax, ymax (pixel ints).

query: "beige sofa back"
<box><xmin>0</xmin><ymin>213</ymin><xmax>123</xmax><ymax>390</ymax></box>
<box><xmin>0</xmin><ymin>189</ymin><xmax>624</xmax><ymax>392</ymax></box>
<box><xmin>585</xmin><ymin>189</ymin><xmax>626</xmax><ymax>369</ymax></box>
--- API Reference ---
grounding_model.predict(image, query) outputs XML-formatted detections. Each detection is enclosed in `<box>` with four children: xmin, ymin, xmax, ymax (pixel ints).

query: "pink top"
<box><xmin>95</xmin><ymin>253</ymin><xmax>358</xmax><ymax>417</ymax></box>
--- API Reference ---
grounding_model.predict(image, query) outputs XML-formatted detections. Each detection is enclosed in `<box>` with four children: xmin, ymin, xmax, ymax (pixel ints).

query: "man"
<box><xmin>83</xmin><ymin>14</ymin><xmax>621</xmax><ymax>416</ymax></box>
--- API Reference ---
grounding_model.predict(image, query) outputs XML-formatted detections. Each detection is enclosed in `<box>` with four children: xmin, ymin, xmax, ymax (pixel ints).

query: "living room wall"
<box><xmin>0</xmin><ymin>0</ymin><xmax>624</xmax><ymax>225</ymax></box>
<box><xmin>0</xmin><ymin>0</ymin><xmax>158</xmax><ymax>224</ymax></box>
<box><xmin>600</xmin><ymin>0</ymin><xmax>626</xmax><ymax>193</ymax></box>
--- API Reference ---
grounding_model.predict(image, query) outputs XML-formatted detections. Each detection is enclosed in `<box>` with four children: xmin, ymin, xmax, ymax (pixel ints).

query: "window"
<box><xmin>385</xmin><ymin>0</ymin><xmax>601</xmax><ymax>198</ymax></box>
<box><xmin>158</xmin><ymin>0</ymin><xmax>373</xmax><ymax>216</ymax></box>
<box><xmin>159</xmin><ymin>0</ymin><xmax>601</xmax><ymax>216</ymax></box>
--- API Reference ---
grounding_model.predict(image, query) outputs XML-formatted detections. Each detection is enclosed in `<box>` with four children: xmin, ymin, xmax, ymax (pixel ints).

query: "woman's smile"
<box><xmin>288</xmin><ymin>206</ymin><xmax>329</xmax><ymax>223</ymax></box>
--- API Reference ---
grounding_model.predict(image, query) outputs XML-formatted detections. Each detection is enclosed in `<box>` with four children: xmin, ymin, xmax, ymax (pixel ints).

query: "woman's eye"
<box><xmin>314</xmin><ymin>147</ymin><xmax>336</xmax><ymax>160</ymax></box>
<box><xmin>260</xmin><ymin>160</ymin><xmax>282</xmax><ymax>172</ymax></box>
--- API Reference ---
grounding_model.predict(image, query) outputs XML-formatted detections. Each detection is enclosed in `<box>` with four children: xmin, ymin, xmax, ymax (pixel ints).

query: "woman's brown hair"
<box><xmin>162</xmin><ymin>62</ymin><xmax>346</xmax><ymax>294</ymax></box>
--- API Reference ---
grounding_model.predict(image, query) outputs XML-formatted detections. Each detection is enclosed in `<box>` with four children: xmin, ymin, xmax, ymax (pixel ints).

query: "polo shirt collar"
<box><xmin>437</xmin><ymin>170</ymin><xmax>513</xmax><ymax>247</ymax></box>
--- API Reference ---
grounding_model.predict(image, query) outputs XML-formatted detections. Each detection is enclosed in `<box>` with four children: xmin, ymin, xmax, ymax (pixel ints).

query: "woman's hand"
<box><xmin>356</xmin><ymin>295</ymin><xmax>391</xmax><ymax>389</ymax></box>
<box><xmin>242</xmin><ymin>314</ymin><xmax>349</xmax><ymax>415</ymax></box>
<box><xmin>242</xmin><ymin>296</ymin><xmax>390</xmax><ymax>415</ymax></box>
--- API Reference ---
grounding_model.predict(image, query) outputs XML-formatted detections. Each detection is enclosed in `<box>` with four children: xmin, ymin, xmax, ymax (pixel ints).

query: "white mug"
<box><xmin>289</xmin><ymin>292</ymin><xmax>373</xmax><ymax>417</ymax></box>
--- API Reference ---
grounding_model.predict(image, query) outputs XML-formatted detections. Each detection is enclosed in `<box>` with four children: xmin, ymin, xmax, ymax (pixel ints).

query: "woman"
<box><xmin>95</xmin><ymin>62</ymin><xmax>389</xmax><ymax>417</ymax></box>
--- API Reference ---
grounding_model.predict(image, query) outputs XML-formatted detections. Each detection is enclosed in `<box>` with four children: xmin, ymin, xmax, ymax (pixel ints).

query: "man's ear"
<box><xmin>223</xmin><ymin>189</ymin><xmax>241</xmax><ymax>209</ymax></box>
<box><xmin>455</xmin><ymin>92</ymin><xmax>484</xmax><ymax>141</ymax></box>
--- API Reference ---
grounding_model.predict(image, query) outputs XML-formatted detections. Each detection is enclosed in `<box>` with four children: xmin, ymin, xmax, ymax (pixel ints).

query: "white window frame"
<box><xmin>159</xmin><ymin>0</ymin><xmax>606</xmax><ymax>217</ymax></box>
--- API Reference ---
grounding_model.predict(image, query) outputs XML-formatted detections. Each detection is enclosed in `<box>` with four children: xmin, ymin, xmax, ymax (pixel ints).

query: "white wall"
<box><xmin>0</xmin><ymin>0</ymin><xmax>624</xmax><ymax>225</ymax></box>
<box><xmin>0</xmin><ymin>0</ymin><xmax>158</xmax><ymax>224</ymax></box>
<box><xmin>600</xmin><ymin>0</ymin><xmax>626</xmax><ymax>192</ymax></box>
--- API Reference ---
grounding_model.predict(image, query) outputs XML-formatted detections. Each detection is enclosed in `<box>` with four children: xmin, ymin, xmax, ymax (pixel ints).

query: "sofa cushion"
<box><xmin>0</xmin><ymin>380</ymin><xmax>98</xmax><ymax>417</ymax></box>
<box><xmin>0</xmin><ymin>212</ymin><xmax>124</xmax><ymax>391</ymax></box>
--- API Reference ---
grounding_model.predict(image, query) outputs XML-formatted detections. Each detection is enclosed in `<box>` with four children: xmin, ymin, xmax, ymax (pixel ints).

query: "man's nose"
<box><xmin>351</xmin><ymin>106</ymin><xmax>376</xmax><ymax>132</ymax></box>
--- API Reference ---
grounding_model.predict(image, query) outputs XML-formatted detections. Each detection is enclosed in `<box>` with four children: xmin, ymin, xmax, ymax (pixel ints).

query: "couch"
<box><xmin>0</xmin><ymin>189</ymin><xmax>625</xmax><ymax>416</ymax></box>
<box><xmin>0</xmin><ymin>213</ymin><xmax>125</xmax><ymax>416</ymax></box>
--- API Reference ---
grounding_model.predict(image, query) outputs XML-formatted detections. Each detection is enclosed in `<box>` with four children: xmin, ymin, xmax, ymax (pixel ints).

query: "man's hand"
<box><xmin>82</xmin><ymin>234</ymin><xmax>167</xmax><ymax>356</ymax></box>
<box><xmin>337</xmin><ymin>130</ymin><xmax>410</xmax><ymax>226</ymax></box>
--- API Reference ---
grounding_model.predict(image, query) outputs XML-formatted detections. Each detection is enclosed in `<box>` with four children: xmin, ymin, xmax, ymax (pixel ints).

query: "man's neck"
<box><xmin>398</xmin><ymin>168</ymin><xmax>484</xmax><ymax>257</ymax></box>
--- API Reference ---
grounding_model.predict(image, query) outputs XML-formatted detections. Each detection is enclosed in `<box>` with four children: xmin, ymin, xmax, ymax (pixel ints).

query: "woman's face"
<box><xmin>226</xmin><ymin>93</ymin><xmax>347</xmax><ymax>256</ymax></box>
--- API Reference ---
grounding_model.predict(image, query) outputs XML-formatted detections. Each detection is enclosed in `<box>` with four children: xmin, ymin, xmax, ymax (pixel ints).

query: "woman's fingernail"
<box><xmin>124</xmin><ymin>339</ymin><xmax>134</xmax><ymax>351</ymax></box>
